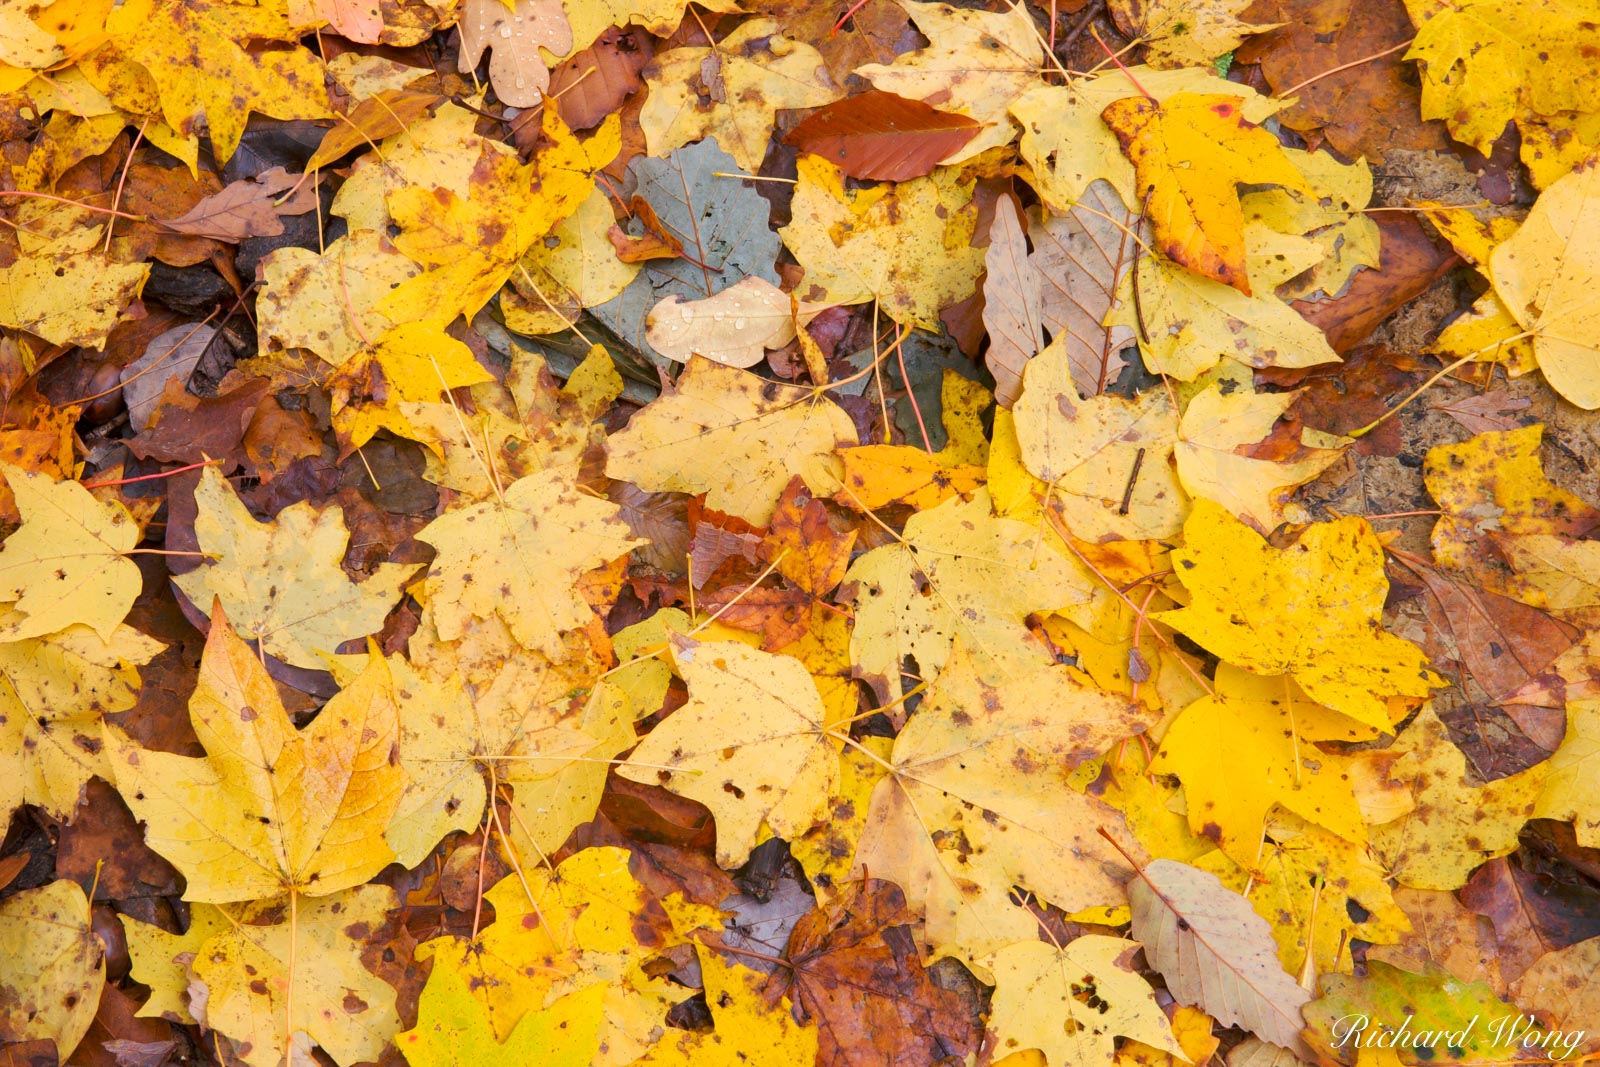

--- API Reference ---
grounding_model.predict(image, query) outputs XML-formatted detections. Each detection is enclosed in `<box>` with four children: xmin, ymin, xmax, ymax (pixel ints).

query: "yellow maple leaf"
<box><xmin>1012</xmin><ymin>65</ymin><xmax>1283</xmax><ymax>215</ymax></box>
<box><xmin>780</xmin><ymin>154</ymin><xmax>986</xmax><ymax>329</ymax></box>
<box><xmin>0</xmin><ymin>464</ymin><xmax>141</xmax><ymax>642</ymax></box>
<box><xmin>632</xmin><ymin>944</ymin><xmax>818</xmax><ymax>1066</ymax></box>
<box><xmin>1103</xmin><ymin>93</ymin><xmax>1311</xmax><ymax>294</ymax></box>
<box><xmin>1534</xmin><ymin>698</ymin><xmax>1600</xmax><ymax>846</ymax></box>
<box><xmin>257</xmin><ymin>229</ymin><xmax>421</xmax><ymax>366</ymax></box>
<box><xmin>126</xmin><ymin>886</ymin><xmax>402</xmax><ymax>1067</ymax></box>
<box><xmin>1368</xmin><ymin>706</ymin><xmax>1546</xmax><ymax>890</ymax></box>
<box><xmin>1112</xmin><ymin>0</ymin><xmax>1280</xmax><ymax>68</ymax></box>
<box><xmin>503</xmin><ymin>187</ymin><xmax>640</xmax><ymax>335</ymax></box>
<box><xmin>844</xmin><ymin>488</ymin><xmax>1094</xmax><ymax>705</ymax></box>
<box><xmin>1488</xmin><ymin>158</ymin><xmax>1600</xmax><ymax>408</ymax></box>
<box><xmin>329</xmin><ymin>322</ymin><xmax>496</xmax><ymax>453</ymax></box>
<box><xmin>1174</xmin><ymin>383</ymin><xmax>1345</xmax><ymax>531</ymax></box>
<box><xmin>855</xmin><ymin>640</ymin><xmax>1149</xmax><ymax>964</ymax></box>
<box><xmin>1013</xmin><ymin>336</ymin><xmax>1189</xmax><ymax>541</ymax></box>
<box><xmin>0</xmin><ymin>879</ymin><xmax>102</xmax><ymax>1062</ymax></box>
<box><xmin>420</xmin><ymin>849</ymin><xmax>695</xmax><ymax>1065</ymax></box>
<box><xmin>1116</xmin><ymin>232</ymin><xmax>1341</xmax><ymax>380</ymax></box>
<box><xmin>91</xmin><ymin>0</ymin><xmax>331</xmax><ymax>161</ymax></box>
<box><xmin>1196</xmin><ymin>816</ymin><xmax>1410</xmax><ymax>981</ymax></box>
<box><xmin>105</xmin><ymin>610</ymin><xmax>404</xmax><ymax>902</ymax></box>
<box><xmin>416</xmin><ymin>461</ymin><xmax>643</xmax><ymax>657</ymax></box>
<box><xmin>605</xmin><ymin>358</ymin><xmax>857</xmax><ymax>526</ymax></box>
<box><xmin>379</xmin><ymin>109</ymin><xmax>618</xmax><ymax>326</ymax></box>
<box><xmin>175</xmin><ymin>466</ymin><xmax>418</xmax><ymax>669</ymax></box>
<box><xmin>399</xmin><ymin>960</ymin><xmax>604</xmax><ymax>1067</ymax></box>
<box><xmin>987</xmin><ymin>936</ymin><xmax>1182</xmax><ymax>1067</ymax></box>
<box><xmin>361</xmin><ymin>605</ymin><xmax>624</xmax><ymax>867</ymax></box>
<box><xmin>1156</xmin><ymin>500</ymin><xmax>1442</xmax><ymax>727</ymax></box>
<box><xmin>857</xmin><ymin>0</ymin><xmax>1043</xmax><ymax>163</ymax></box>
<box><xmin>1402</xmin><ymin>0</ymin><xmax>1600</xmax><ymax>156</ymax></box>
<box><xmin>0</xmin><ymin>252</ymin><xmax>147</xmax><ymax>349</ymax></box>
<box><xmin>1153</xmin><ymin>665</ymin><xmax>1369</xmax><ymax>867</ymax></box>
<box><xmin>618</xmin><ymin>634</ymin><xmax>840</xmax><ymax>868</ymax></box>
<box><xmin>0</xmin><ymin>624</ymin><xmax>162</xmax><ymax>824</ymax></box>
<box><xmin>640</xmin><ymin>18</ymin><xmax>840</xmax><ymax>172</ymax></box>
<box><xmin>1422</xmin><ymin>425</ymin><xmax>1600</xmax><ymax>595</ymax></box>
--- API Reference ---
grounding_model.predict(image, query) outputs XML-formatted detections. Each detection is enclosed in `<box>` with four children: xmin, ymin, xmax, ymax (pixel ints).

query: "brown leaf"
<box><xmin>1291</xmin><ymin>214</ymin><xmax>1456</xmax><ymax>353</ymax></box>
<box><xmin>550</xmin><ymin>26</ymin><xmax>654</xmax><ymax>131</ymax></box>
<box><xmin>981</xmin><ymin>194</ymin><xmax>1041</xmax><ymax>407</ymax></box>
<box><xmin>153</xmin><ymin>167</ymin><xmax>316</xmax><ymax>243</ymax></box>
<box><xmin>1391</xmin><ymin>547</ymin><xmax>1579</xmax><ymax>705</ymax></box>
<box><xmin>1031</xmin><ymin>179</ymin><xmax>1138</xmax><ymax>396</ymax></box>
<box><xmin>1237</xmin><ymin>0</ymin><xmax>1449</xmax><ymax>161</ymax></box>
<box><xmin>1460</xmin><ymin>856</ymin><xmax>1578</xmax><ymax>987</ymax></box>
<box><xmin>772</xmin><ymin>879</ymin><xmax>982</xmax><ymax>1067</ymax></box>
<box><xmin>126</xmin><ymin>375</ymin><xmax>272</xmax><ymax>471</ymax></box>
<box><xmin>784</xmin><ymin>90</ymin><xmax>981</xmax><ymax>182</ymax></box>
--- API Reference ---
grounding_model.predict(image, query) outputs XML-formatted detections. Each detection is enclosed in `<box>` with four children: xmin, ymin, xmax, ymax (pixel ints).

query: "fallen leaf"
<box><xmin>456</xmin><ymin>0</ymin><xmax>569</xmax><ymax>108</ymax></box>
<box><xmin>0</xmin><ymin>625</ymin><xmax>162</xmax><ymax>825</ymax></box>
<box><xmin>1303</xmin><ymin>961</ymin><xmax>1548</xmax><ymax>1065</ymax></box>
<box><xmin>1367</xmin><ymin>706</ymin><xmax>1546</xmax><ymax>890</ymax></box>
<box><xmin>153</xmin><ymin>166</ymin><xmax>313</xmax><ymax>242</ymax></box>
<box><xmin>0</xmin><ymin>880</ymin><xmax>102</xmax><ymax>1062</ymax></box>
<box><xmin>857</xmin><ymin>0</ymin><xmax>1044</xmax><ymax>163</ymax></box>
<box><xmin>416</xmin><ymin>461</ymin><xmax>642</xmax><ymax>657</ymax></box>
<box><xmin>1102</xmin><ymin>93</ymin><xmax>1311</xmax><ymax>294</ymax></box>
<box><xmin>645</xmin><ymin>276</ymin><xmax>796</xmax><ymax>368</ymax></box>
<box><xmin>843</xmin><ymin>491</ymin><xmax>1093</xmax><ymax>705</ymax></box>
<box><xmin>1174</xmin><ymin>383</ymin><xmax>1344</xmax><ymax>532</ymax></box>
<box><xmin>0</xmin><ymin>464</ymin><xmax>141</xmax><ymax>643</ymax></box>
<box><xmin>853</xmin><ymin>640</ymin><xmax>1144</xmax><ymax>963</ymax></box>
<box><xmin>1031</xmin><ymin>180</ymin><xmax>1140</xmax><ymax>398</ymax></box>
<box><xmin>590</xmin><ymin>140</ymin><xmax>782</xmax><ymax>367</ymax></box>
<box><xmin>618</xmin><ymin>635</ymin><xmax>836</xmax><ymax>868</ymax></box>
<box><xmin>1402</xmin><ymin>0</ymin><xmax>1600</xmax><ymax>155</ymax></box>
<box><xmin>1111</xmin><ymin>0</ymin><xmax>1279</xmax><ymax>69</ymax></box>
<box><xmin>1128</xmin><ymin>858</ymin><xmax>1314</xmax><ymax>1057</ymax></box>
<box><xmin>784</xmin><ymin>90</ymin><xmax>982</xmax><ymax>181</ymax></box>
<box><xmin>639</xmin><ymin>18</ymin><xmax>840</xmax><ymax>172</ymax></box>
<box><xmin>91</xmin><ymin>0</ymin><xmax>331</xmax><ymax>162</ymax></box>
<box><xmin>605</xmin><ymin>358</ymin><xmax>857</xmax><ymax>526</ymax></box>
<box><xmin>1014</xmin><ymin>337</ymin><xmax>1188</xmax><ymax>541</ymax></box>
<box><xmin>987</xmin><ymin>936</ymin><xmax>1182</xmax><ymax>1067</ymax></box>
<box><xmin>1155</xmin><ymin>499</ymin><xmax>1443</xmax><ymax>729</ymax></box>
<box><xmin>1488</xmin><ymin>159</ymin><xmax>1600</xmax><ymax>408</ymax></box>
<box><xmin>174</xmin><ymin>466</ymin><xmax>417</xmax><ymax>670</ymax></box>
<box><xmin>0</xmin><ymin>252</ymin><xmax>148</xmax><ymax>349</ymax></box>
<box><xmin>398</xmin><ymin>961</ymin><xmax>604</xmax><ymax>1067</ymax></box>
<box><xmin>782</xmin><ymin>153</ymin><xmax>985</xmax><ymax>329</ymax></box>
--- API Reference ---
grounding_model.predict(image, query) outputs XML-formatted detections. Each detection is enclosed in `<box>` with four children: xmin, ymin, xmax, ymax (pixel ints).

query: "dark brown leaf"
<box><xmin>774</xmin><ymin>879</ymin><xmax>982</xmax><ymax>1067</ymax></box>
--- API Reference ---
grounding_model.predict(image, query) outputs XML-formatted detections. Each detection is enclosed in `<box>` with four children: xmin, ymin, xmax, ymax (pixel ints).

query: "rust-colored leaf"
<box><xmin>785</xmin><ymin>90</ymin><xmax>981</xmax><ymax>182</ymax></box>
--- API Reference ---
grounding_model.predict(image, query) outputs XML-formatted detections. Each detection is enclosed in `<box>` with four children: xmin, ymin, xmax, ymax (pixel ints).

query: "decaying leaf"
<box><xmin>1129</xmin><ymin>859</ymin><xmax>1314</xmax><ymax>1057</ymax></box>
<box><xmin>619</xmin><ymin>635</ymin><xmax>838</xmax><ymax>867</ymax></box>
<box><xmin>456</xmin><ymin>0</ymin><xmax>570</xmax><ymax>107</ymax></box>
<box><xmin>0</xmin><ymin>879</ymin><xmax>103</xmax><ymax>1062</ymax></box>
<box><xmin>645</xmin><ymin>276</ymin><xmax>796</xmax><ymax>368</ymax></box>
<box><xmin>1156</xmin><ymin>500</ymin><xmax>1443</xmax><ymax>728</ymax></box>
<box><xmin>606</xmin><ymin>358</ymin><xmax>857</xmax><ymax>525</ymax></box>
